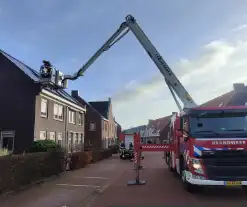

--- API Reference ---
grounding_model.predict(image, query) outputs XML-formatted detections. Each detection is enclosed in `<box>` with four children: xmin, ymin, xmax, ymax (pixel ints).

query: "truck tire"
<box><xmin>242</xmin><ymin>186</ymin><xmax>247</xmax><ymax>192</ymax></box>
<box><xmin>167</xmin><ymin>155</ymin><xmax>175</xmax><ymax>172</ymax></box>
<box><xmin>165</xmin><ymin>153</ymin><xmax>169</xmax><ymax>164</ymax></box>
<box><xmin>180</xmin><ymin>158</ymin><xmax>199</xmax><ymax>193</ymax></box>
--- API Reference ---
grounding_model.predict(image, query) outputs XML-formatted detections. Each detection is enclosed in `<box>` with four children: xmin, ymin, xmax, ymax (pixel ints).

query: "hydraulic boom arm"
<box><xmin>62</xmin><ymin>15</ymin><xmax>198</xmax><ymax>110</ymax></box>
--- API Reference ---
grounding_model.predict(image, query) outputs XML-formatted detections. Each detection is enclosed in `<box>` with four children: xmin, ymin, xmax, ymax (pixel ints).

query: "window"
<box><xmin>41</xmin><ymin>99</ymin><xmax>48</xmax><ymax>117</ymax></box>
<box><xmin>104</xmin><ymin>122</ymin><xmax>108</xmax><ymax>131</ymax></box>
<box><xmin>74</xmin><ymin>133</ymin><xmax>78</xmax><ymax>145</ymax></box>
<box><xmin>78</xmin><ymin>113</ymin><xmax>83</xmax><ymax>125</ymax></box>
<box><xmin>57</xmin><ymin>133</ymin><xmax>62</xmax><ymax>146</ymax></box>
<box><xmin>68</xmin><ymin>132</ymin><xmax>74</xmax><ymax>152</ymax></box>
<box><xmin>189</xmin><ymin>111</ymin><xmax>247</xmax><ymax>137</ymax></box>
<box><xmin>68</xmin><ymin>110</ymin><xmax>76</xmax><ymax>124</ymax></box>
<box><xmin>49</xmin><ymin>132</ymin><xmax>56</xmax><ymax>141</ymax></box>
<box><xmin>89</xmin><ymin>122</ymin><xmax>96</xmax><ymax>131</ymax></box>
<box><xmin>40</xmin><ymin>131</ymin><xmax>47</xmax><ymax>140</ymax></box>
<box><xmin>54</xmin><ymin>103</ymin><xmax>64</xmax><ymax>120</ymax></box>
<box><xmin>80</xmin><ymin>133</ymin><xmax>84</xmax><ymax>145</ymax></box>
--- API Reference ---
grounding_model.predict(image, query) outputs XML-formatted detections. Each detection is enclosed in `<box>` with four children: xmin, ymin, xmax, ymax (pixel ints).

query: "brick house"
<box><xmin>144</xmin><ymin>117</ymin><xmax>171</xmax><ymax>144</ymax></box>
<box><xmin>123</xmin><ymin>125</ymin><xmax>147</xmax><ymax>137</ymax></box>
<box><xmin>116</xmin><ymin>121</ymin><xmax>122</xmax><ymax>141</ymax></box>
<box><xmin>72</xmin><ymin>91</ymin><xmax>118</xmax><ymax>149</ymax></box>
<box><xmin>160</xmin><ymin>83</ymin><xmax>247</xmax><ymax>142</ymax></box>
<box><xmin>123</xmin><ymin>119</ymin><xmax>170</xmax><ymax>144</ymax></box>
<box><xmin>0</xmin><ymin>50</ymin><xmax>86</xmax><ymax>153</ymax></box>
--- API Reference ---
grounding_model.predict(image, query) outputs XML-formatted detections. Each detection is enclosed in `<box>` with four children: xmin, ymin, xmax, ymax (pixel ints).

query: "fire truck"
<box><xmin>165</xmin><ymin>107</ymin><xmax>247</xmax><ymax>192</ymax></box>
<box><xmin>39</xmin><ymin>15</ymin><xmax>247</xmax><ymax>193</ymax></box>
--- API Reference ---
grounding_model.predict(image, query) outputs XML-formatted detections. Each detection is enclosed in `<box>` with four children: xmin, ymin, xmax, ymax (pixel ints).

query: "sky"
<box><xmin>1</xmin><ymin>1</ymin><xmax>247</xmax><ymax>129</ymax></box>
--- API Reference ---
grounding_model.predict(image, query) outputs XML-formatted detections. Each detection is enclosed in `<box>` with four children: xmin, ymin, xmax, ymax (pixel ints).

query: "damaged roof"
<box><xmin>0</xmin><ymin>49</ymin><xmax>82</xmax><ymax>107</ymax></box>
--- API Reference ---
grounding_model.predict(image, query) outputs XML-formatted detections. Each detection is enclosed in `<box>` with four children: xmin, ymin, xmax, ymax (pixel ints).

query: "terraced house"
<box><xmin>0</xmin><ymin>50</ymin><xmax>86</xmax><ymax>153</ymax></box>
<box><xmin>72</xmin><ymin>91</ymin><xmax>118</xmax><ymax>150</ymax></box>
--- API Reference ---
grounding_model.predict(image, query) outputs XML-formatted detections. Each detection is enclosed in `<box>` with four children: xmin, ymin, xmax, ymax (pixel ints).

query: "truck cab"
<box><xmin>170</xmin><ymin>106</ymin><xmax>247</xmax><ymax>192</ymax></box>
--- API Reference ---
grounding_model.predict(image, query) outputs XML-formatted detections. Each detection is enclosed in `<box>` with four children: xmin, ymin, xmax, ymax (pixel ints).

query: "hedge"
<box><xmin>0</xmin><ymin>151</ymin><xmax>64</xmax><ymax>194</ymax></box>
<box><xmin>92</xmin><ymin>148</ymin><xmax>113</xmax><ymax>162</ymax></box>
<box><xmin>69</xmin><ymin>151</ymin><xmax>92</xmax><ymax>170</ymax></box>
<box><xmin>108</xmin><ymin>145</ymin><xmax>118</xmax><ymax>154</ymax></box>
<box><xmin>0</xmin><ymin>147</ymin><xmax>115</xmax><ymax>194</ymax></box>
<box><xmin>28</xmin><ymin>140</ymin><xmax>63</xmax><ymax>153</ymax></box>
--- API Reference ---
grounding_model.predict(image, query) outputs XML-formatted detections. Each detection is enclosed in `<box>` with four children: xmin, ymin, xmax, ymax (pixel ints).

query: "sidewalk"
<box><xmin>0</xmin><ymin>155</ymin><xmax>130</xmax><ymax>207</ymax></box>
<box><xmin>1</xmin><ymin>152</ymin><xmax>247</xmax><ymax>206</ymax></box>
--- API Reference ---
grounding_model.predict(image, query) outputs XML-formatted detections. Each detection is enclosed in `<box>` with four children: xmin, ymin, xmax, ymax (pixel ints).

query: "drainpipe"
<box><xmin>64</xmin><ymin>106</ymin><xmax>68</xmax><ymax>152</ymax></box>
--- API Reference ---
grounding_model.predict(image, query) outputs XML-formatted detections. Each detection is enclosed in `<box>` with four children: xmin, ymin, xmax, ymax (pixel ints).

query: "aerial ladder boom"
<box><xmin>61</xmin><ymin>15</ymin><xmax>198</xmax><ymax>110</ymax></box>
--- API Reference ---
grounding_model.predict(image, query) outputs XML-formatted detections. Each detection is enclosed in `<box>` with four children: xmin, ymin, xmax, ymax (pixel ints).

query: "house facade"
<box><xmin>0</xmin><ymin>50</ymin><xmax>86</xmax><ymax>153</ymax></box>
<box><xmin>89</xmin><ymin>98</ymin><xmax>117</xmax><ymax>148</ymax></box>
<box><xmin>72</xmin><ymin>91</ymin><xmax>118</xmax><ymax>149</ymax></box>
<box><xmin>116</xmin><ymin>122</ymin><xmax>122</xmax><ymax>141</ymax></box>
<box><xmin>124</xmin><ymin>117</ymin><xmax>170</xmax><ymax>144</ymax></box>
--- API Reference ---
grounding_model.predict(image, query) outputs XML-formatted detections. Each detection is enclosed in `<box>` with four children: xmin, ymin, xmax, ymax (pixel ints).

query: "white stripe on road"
<box><xmin>83</xmin><ymin>176</ymin><xmax>109</xmax><ymax>180</ymax></box>
<box><xmin>56</xmin><ymin>184</ymin><xmax>100</xmax><ymax>188</ymax></box>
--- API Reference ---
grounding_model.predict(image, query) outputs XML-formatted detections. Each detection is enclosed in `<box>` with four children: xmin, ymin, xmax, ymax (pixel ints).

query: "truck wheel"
<box><xmin>180</xmin><ymin>159</ymin><xmax>199</xmax><ymax>193</ymax></box>
<box><xmin>168</xmin><ymin>156</ymin><xmax>175</xmax><ymax>172</ymax></box>
<box><xmin>242</xmin><ymin>186</ymin><xmax>247</xmax><ymax>192</ymax></box>
<box><xmin>165</xmin><ymin>154</ymin><xmax>169</xmax><ymax>164</ymax></box>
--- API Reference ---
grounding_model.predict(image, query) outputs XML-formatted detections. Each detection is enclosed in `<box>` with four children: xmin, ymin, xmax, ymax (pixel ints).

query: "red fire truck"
<box><xmin>165</xmin><ymin>106</ymin><xmax>247</xmax><ymax>192</ymax></box>
<box><xmin>40</xmin><ymin>15</ymin><xmax>247</xmax><ymax>193</ymax></box>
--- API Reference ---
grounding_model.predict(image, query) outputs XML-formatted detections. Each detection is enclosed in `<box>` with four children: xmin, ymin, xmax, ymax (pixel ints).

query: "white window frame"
<box><xmin>54</xmin><ymin>103</ymin><xmax>64</xmax><ymax>121</ymax></box>
<box><xmin>80</xmin><ymin>133</ymin><xmax>84</xmax><ymax>144</ymax></box>
<box><xmin>57</xmin><ymin>133</ymin><xmax>63</xmax><ymax>146</ymax></box>
<box><xmin>75</xmin><ymin>133</ymin><xmax>79</xmax><ymax>145</ymax></box>
<box><xmin>78</xmin><ymin>113</ymin><xmax>83</xmax><ymax>125</ymax></box>
<box><xmin>40</xmin><ymin>131</ymin><xmax>47</xmax><ymax>140</ymax></box>
<box><xmin>68</xmin><ymin>110</ymin><xmax>76</xmax><ymax>124</ymax></box>
<box><xmin>49</xmin><ymin>132</ymin><xmax>56</xmax><ymax>141</ymax></box>
<box><xmin>89</xmin><ymin>122</ymin><xmax>96</xmax><ymax>131</ymax></box>
<box><xmin>41</xmin><ymin>98</ymin><xmax>48</xmax><ymax>118</ymax></box>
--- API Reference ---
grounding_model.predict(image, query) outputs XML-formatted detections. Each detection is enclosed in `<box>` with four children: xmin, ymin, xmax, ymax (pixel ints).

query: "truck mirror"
<box><xmin>184</xmin><ymin>136</ymin><xmax>189</xmax><ymax>142</ymax></box>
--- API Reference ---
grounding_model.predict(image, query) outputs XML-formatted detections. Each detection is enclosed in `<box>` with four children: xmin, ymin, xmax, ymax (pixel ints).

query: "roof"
<box><xmin>227</xmin><ymin>90</ymin><xmax>247</xmax><ymax>106</ymax></box>
<box><xmin>88</xmin><ymin>101</ymin><xmax>110</xmax><ymax>119</ymax></box>
<box><xmin>199</xmin><ymin>91</ymin><xmax>234</xmax><ymax>107</ymax></box>
<box><xmin>0</xmin><ymin>49</ymin><xmax>40</xmax><ymax>82</ymax></box>
<box><xmin>200</xmin><ymin>85</ymin><xmax>247</xmax><ymax>108</ymax></box>
<box><xmin>123</xmin><ymin>125</ymin><xmax>147</xmax><ymax>133</ymax></box>
<box><xmin>146</xmin><ymin>115</ymin><xmax>171</xmax><ymax>134</ymax></box>
<box><xmin>192</xmin><ymin>105</ymin><xmax>247</xmax><ymax>111</ymax></box>
<box><xmin>73</xmin><ymin>95</ymin><xmax>106</xmax><ymax>120</ymax></box>
<box><xmin>0</xmin><ymin>49</ymin><xmax>82</xmax><ymax>107</ymax></box>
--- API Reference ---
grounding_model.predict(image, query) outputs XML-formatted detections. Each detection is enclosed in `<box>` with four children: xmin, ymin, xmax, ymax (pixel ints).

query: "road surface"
<box><xmin>0</xmin><ymin>152</ymin><xmax>247</xmax><ymax>206</ymax></box>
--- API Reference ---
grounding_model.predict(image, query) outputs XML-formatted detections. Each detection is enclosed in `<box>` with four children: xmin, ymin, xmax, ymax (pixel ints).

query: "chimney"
<box><xmin>108</xmin><ymin>97</ymin><xmax>111</xmax><ymax>102</ymax></box>
<box><xmin>172</xmin><ymin>112</ymin><xmax>177</xmax><ymax>116</ymax></box>
<box><xmin>71</xmin><ymin>90</ymin><xmax>79</xmax><ymax>97</ymax></box>
<box><xmin>233</xmin><ymin>83</ymin><xmax>245</xmax><ymax>93</ymax></box>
